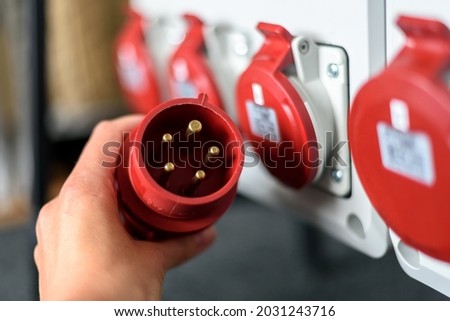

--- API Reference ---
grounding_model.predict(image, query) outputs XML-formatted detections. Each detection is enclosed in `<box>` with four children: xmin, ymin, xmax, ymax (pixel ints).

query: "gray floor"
<box><xmin>0</xmin><ymin>196</ymin><xmax>446</xmax><ymax>300</ymax></box>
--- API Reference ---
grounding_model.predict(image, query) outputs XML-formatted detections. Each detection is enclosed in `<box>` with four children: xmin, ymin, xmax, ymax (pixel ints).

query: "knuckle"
<box><xmin>60</xmin><ymin>173</ymin><xmax>112</xmax><ymax>204</ymax></box>
<box><xmin>36</xmin><ymin>201</ymin><xmax>55</xmax><ymax>237</ymax></box>
<box><xmin>37</xmin><ymin>199</ymin><xmax>56</xmax><ymax>222</ymax></box>
<box><xmin>38</xmin><ymin>202</ymin><xmax>52</xmax><ymax>217</ymax></box>
<box><xmin>93</xmin><ymin>120</ymin><xmax>115</xmax><ymax>136</ymax></box>
<box><xmin>59</xmin><ymin>172</ymin><xmax>92</xmax><ymax>200</ymax></box>
<box><xmin>59</xmin><ymin>177</ymin><xmax>83</xmax><ymax>200</ymax></box>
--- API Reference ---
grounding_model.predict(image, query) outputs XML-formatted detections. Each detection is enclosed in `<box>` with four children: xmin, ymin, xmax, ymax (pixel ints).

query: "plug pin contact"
<box><xmin>204</xmin><ymin>146</ymin><xmax>220</xmax><ymax>165</ymax></box>
<box><xmin>186</xmin><ymin>120</ymin><xmax>202</xmax><ymax>137</ymax></box>
<box><xmin>192</xmin><ymin>170</ymin><xmax>206</xmax><ymax>184</ymax></box>
<box><xmin>162</xmin><ymin>133</ymin><xmax>173</xmax><ymax>143</ymax></box>
<box><xmin>158</xmin><ymin>162</ymin><xmax>175</xmax><ymax>187</ymax></box>
<box><xmin>164</xmin><ymin>162</ymin><xmax>175</xmax><ymax>172</ymax></box>
<box><xmin>183</xmin><ymin>170</ymin><xmax>206</xmax><ymax>196</ymax></box>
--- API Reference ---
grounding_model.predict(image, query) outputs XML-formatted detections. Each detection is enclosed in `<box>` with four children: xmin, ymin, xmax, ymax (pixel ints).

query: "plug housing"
<box><xmin>116</xmin><ymin>94</ymin><xmax>243</xmax><ymax>239</ymax></box>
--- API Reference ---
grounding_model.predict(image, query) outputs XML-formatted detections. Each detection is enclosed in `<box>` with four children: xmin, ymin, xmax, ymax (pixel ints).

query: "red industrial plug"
<box><xmin>236</xmin><ymin>23</ymin><xmax>320</xmax><ymax>189</ymax></box>
<box><xmin>168</xmin><ymin>14</ymin><xmax>224</xmax><ymax>109</ymax></box>
<box><xmin>116</xmin><ymin>94</ymin><xmax>243</xmax><ymax>239</ymax></box>
<box><xmin>115</xmin><ymin>9</ymin><xmax>161</xmax><ymax>113</ymax></box>
<box><xmin>349</xmin><ymin>16</ymin><xmax>450</xmax><ymax>262</ymax></box>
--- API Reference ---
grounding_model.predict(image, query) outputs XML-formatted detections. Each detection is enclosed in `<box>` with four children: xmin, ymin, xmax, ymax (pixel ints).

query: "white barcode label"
<box><xmin>377</xmin><ymin>122</ymin><xmax>435</xmax><ymax>186</ymax></box>
<box><xmin>246</xmin><ymin>101</ymin><xmax>281</xmax><ymax>142</ymax></box>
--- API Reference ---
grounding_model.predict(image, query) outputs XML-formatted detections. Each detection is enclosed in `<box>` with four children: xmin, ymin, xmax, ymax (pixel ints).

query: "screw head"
<box><xmin>327</xmin><ymin>63</ymin><xmax>339</xmax><ymax>78</ymax></box>
<box><xmin>331</xmin><ymin>169</ymin><xmax>343</xmax><ymax>183</ymax></box>
<box><xmin>299</xmin><ymin>40</ymin><xmax>309</xmax><ymax>54</ymax></box>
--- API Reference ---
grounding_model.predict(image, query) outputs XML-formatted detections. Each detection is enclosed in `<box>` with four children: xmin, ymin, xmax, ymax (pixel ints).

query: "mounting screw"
<box><xmin>327</xmin><ymin>63</ymin><xmax>339</xmax><ymax>78</ymax></box>
<box><xmin>331</xmin><ymin>169</ymin><xmax>343</xmax><ymax>183</ymax></box>
<box><xmin>299</xmin><ymin>40</ymin><xmax>309</xmax><ymax>54</ymax></box>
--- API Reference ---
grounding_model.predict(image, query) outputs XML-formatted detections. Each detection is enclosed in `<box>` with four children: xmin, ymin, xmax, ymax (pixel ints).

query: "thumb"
<box><xmin>154</xmin><ymin>226</ymin><xmax>217</xmax><ymax>271</ymax></box>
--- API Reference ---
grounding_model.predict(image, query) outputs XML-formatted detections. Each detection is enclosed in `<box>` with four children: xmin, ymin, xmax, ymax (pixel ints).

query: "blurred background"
<box><xmin>0</xmin><ymin>0</ymin><xmax>447</xmax><ymax>300</ymax></box>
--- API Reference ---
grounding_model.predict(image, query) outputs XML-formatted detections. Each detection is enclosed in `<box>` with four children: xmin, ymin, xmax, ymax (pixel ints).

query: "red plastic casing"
<box><xmin>236</xmin><ymin>23</ymin><xmax>318</xmax><ymax>189</ymax></box>
<box><xmin>168</xmin><ymin>14</ymin><xmax>224</xmax><ymax>109</ymax></box>
<box><xmin>115</xmin><ymin>9</ymin><xmax>161</xmax><ymax>114</ymax></box>
<box><xmin>349</xmin><ymin>16</ymin><xmax>450</xmax><ymax>262</ymax></box>
<box><xmin>116</xmin><ymin>94</ymin><xmax>243</xmax><ymax>239</ymax></box>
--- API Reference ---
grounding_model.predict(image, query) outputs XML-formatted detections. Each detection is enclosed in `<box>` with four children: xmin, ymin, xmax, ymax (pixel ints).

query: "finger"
<box><xmin>75</xmin><ymin>114</ymin><xmax>144</xmax><ymax>174</ymax></box>
<box><xmin>60</xmin><ymin>114</ymin><xmax>143</xmax><ymax>202</ymax></box>
<box><xmin>153</xmin><ymin>226</ymin><xmax>217</xmax><ymax>271</ymax></box>
<box><xmin>35</xmin><ymin>198</ymin><xmax>58</xmax><ymax>244</ymax></box>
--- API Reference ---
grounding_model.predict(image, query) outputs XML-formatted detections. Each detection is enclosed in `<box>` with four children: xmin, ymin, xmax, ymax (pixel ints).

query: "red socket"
<box><xmin>116</xmin><ymin>94</ymin><xmax>243</xmax><ymax>239</ymax></box>
<box><xmin>236</xmin><ymin>22</ymin><xmax>318</xmax><ymax>189</ymax></box>
<box><xmin>115</xmin><ymin>8</ymin><xmax>161</xmax><ymax>113</ymax></box>
<box><xmin>168</xmin><ymin>14</ymin><xmax>223</xmax><ymax>109</ymax></box>
<box><xmin>349</xmin><ymin>16</ymin><xmax>450</xmax><ymax>262</ymax></box>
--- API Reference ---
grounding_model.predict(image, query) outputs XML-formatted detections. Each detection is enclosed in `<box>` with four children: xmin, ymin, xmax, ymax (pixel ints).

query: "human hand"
<box><xmin>34</xmin><ymin>115</ymin><xmax>216</xmax><ymax>300</ymax></box>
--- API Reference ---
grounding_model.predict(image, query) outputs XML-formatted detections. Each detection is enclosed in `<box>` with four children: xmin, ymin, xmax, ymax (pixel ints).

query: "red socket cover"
<box><xmin>168</xmin><ymin>14</ymin><xmax>223</xmax><ymax>109</ymax></box>
<box><xmin>116</xmin><ymin>94</ymin><xmax>243</xmax><ymax>239</ymax></box>
<box><xmin>236</xmin><ymin>23</ymin><xmax>318</xmax><ymax>189</ymax></box>
<box><xmin>115</xmin><ymin>8</ymin><xmax>161</xmax><ymax>114</ymax></box>
<box><xmin>349</xmin><ymin>16</ymin><xmax>450</xmax><ymax>262</ymax></box>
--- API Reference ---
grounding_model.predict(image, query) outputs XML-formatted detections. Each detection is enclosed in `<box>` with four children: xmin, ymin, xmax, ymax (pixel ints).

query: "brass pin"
<box><xmin>186</xmin><ymin>120</ymin><xmax>202</xmax><ymax>137</ymax></box>
<box><xmin>204</xmin><ymin>146</ymin><xmax>220</xmax><ymax>165</ymax></box>
<box><xmin>162</xmin><ymin>133</ymin><xmax>173</xmax><ymax>143</ymax></box>
<box><xmin>164</xmin><ymin>162</ymin><xmax>175</xmax><ymax>172</ymax></box>
<box><xmin>162</xmin><ymin>134</ymin><xmax>173</xmax><ymax>160</ymax></box>
<box><xmin>158</xmin><ymin>162</ymin><xmax>175</xmax><ymax>186</ymax></box>
<box><xmin>192</xmin><ymin>170</ymin><xmax>206</xmax><ymax>184</ymax></box>
<box><xmin>184</xmin><ymin>170</ymin><xmax>206</xmax><ymax>196</ymax></box>
<box><xmin>184</xmin><ymin>169</ymin><xmax>206</xmax><ymax>196</ymax></box>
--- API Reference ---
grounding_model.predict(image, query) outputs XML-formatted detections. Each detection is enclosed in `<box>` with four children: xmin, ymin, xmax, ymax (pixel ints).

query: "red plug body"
<box><xmin>116</xmin><ymin>94</ymin><xmax>243</xmax><ymax>239</ymax></box>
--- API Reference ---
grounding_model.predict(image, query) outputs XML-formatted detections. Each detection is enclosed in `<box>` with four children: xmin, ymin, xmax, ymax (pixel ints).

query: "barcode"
<box><xmin>245</xmin><ymin>101</ymin><xmax>281</xmax><ymax>142</ymax></box>
<box><xmin>377</xmin><ymin>122</ymin><xmax>435</xmax><ymax>186</ymax></box>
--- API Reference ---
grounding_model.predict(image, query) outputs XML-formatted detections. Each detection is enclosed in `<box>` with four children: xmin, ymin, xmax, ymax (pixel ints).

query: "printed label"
<box><xmin>377</xmin><ymin>122</ymin><xmax>435</xmax><ymax>186</ymax></box>
<box><xmin>246</xmin><ymin>100</ymin><xmax>281</xmax><ymax>142</ymax></box>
